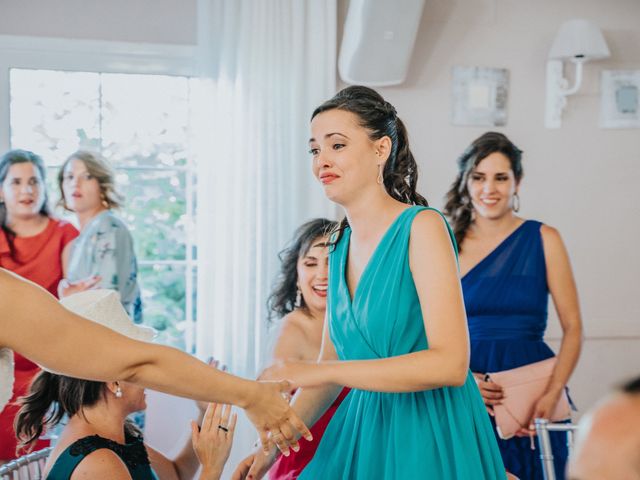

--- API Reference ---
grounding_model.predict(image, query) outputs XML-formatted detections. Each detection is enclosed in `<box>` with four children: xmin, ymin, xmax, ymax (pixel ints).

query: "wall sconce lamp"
<box><xmin>545</xmin><ymin>19</ymin><xmax>610</xmax><ymax>128</ymax></box>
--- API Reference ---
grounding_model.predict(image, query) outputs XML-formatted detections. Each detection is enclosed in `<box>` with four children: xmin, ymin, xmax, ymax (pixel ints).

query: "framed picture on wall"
<box><xmin>600</xmin><ymin>70</ymin><xmax>640</xmax><ymax>129</ymax></box>
<box><xmin>451</xmin><ymin>66</ymin><xmax>509</xmax><ymax>127</ymax></box>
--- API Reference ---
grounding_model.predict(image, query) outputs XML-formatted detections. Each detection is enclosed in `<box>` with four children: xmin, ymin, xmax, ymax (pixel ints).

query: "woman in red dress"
<box><xmin>0</xmin><ymin>149</ymin><xmax>78</xmax><ymax>462</ymax></box>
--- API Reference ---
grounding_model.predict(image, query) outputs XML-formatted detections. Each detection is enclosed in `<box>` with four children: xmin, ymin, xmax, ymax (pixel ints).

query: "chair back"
<box><xmin>0</xmin><ymin>447</ymin><xmax>53</xmax><ymax>480</ymax></box>
<box><xmin>535</xmin><ymin>418</ymin><xmax>578</xmax><ymax>480</ymax></box>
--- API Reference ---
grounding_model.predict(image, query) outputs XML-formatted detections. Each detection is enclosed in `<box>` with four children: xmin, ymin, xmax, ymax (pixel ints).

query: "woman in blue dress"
<box><xmin>443</xmin><ymin>132</ymin><xmax>583</xmax><ymax>479</ymax></box>
<box><xmin>232</xmin><ymin>86</ymin><xmax>506</xmax><ymax>479</ymax></box>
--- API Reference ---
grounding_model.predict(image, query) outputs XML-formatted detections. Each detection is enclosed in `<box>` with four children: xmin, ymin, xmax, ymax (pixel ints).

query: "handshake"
<box><xmin>201</xmin><ymin>358</ymin><xmax>315</xmax><ymax>480</ymax></box>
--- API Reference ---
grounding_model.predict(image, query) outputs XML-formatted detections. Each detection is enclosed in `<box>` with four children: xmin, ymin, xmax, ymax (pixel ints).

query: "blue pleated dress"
<box><xmin>299</xmin><ymin>206</ymin><xmax>506</xmax><ymax>479</ymax></box>
<box><xmin>462</xmin><ymin>220</ymin><xmax>570</xmax><ymax>480</ymax></box>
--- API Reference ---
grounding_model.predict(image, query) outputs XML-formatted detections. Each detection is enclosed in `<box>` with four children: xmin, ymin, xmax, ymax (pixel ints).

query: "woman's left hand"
<box><xmin>517</xmin><ymin>389</ymin><xmax>563</xmax><ymax>437</ymax></box>
<box><xmin>259</xmin><ymin>360</ymin><xmax>326</xmax><ymax>389</ymax></box>
<box><xmin>191</xmin><ymin>403</ymin><xmax>237</xmax><ymax>479</ymax></box>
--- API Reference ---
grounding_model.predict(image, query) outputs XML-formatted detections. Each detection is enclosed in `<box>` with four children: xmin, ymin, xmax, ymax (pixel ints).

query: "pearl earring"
<box><xmin>115</xmin><ymin>385</ymin><xmax>123</xmax><ymax>398</ymax></box>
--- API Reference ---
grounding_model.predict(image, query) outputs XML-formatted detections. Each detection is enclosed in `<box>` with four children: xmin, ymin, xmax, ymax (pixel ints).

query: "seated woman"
<box><xmin>263</xmin><ymin>218</ymin><xmax>346</xmax><ymax>480</ymax></box>
<box><xmin>16</xmin><ymin>290</ymin><xmax>236</xmax><ymax>480</ymax></box>
<box><xmin>58</xmin><ymin>150</ymin><xmax>142</xmax><ymax>322</ymax></box>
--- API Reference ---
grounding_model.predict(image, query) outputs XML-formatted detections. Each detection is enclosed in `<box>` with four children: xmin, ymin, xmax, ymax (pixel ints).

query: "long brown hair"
<box><xmin>311</xmin><ymin>86</ymin><xmax>428</xmax><ymax>242</ymax></box>
<box><xmin>443</xmin><ymin>132</ymin><xmax>523</xmax><ymax>250</ymax></box>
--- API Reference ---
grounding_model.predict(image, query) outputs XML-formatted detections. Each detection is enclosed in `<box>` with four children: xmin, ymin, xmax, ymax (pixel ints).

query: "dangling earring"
<box><xmin>115</xmin><ymin>385</ymin><xmax>123</xmax><ymax>398</ymax></box>
<box><xmin>100</xmin><ymin>193</ymin><xmax>109</xmax><ymax>209</ymax></box>
<box><xmin>376</xmin><ymin>164</ymin><xmax>383</xmax><ymax>185</ymax></box>
<box><xmin>513</xmin><ymin>192</ymin><xmax>520</xmax><ymax>213</ymax></box>
<box><xmin>295</xmin><ymin>288</ymin><xmax>302</xmax><ymax>307</ymax></box>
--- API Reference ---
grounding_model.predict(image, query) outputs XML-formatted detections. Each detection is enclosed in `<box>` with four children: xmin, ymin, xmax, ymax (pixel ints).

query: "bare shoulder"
<box><xmin>540</xmin><ymin>224</ymin><xmax>567</xmax><ymax>254</ymax></box>
<box><xmin>411</xmin><ymin>208</ymin><xmax>448</xmax><ymax>236</ymax></box>
<box><xmin>408</xmin><ymin>209</ymin><xmax>458</xmax><ymax>274</ymax></box>
<box><xmin>272</xmin><ymin>310</ymin><xmax>315</xmax><ymax>360</ymax></box>
<box><xmin>279</xmin><ymin>310</ymin><xmax>309</xmax><ymax>339</ymax></box>
<box><xmin>70</xmin><ymin>448</ymin><xmax>132</xmax><ymax>480</ymax></box>
<box><xmin>540</xmin><ymin>223</ymin><xmax>563</xmax><ymax>242</ymax></box>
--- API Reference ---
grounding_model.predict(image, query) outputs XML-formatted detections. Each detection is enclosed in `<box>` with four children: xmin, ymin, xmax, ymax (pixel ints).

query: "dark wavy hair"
<box><xmin>311</xmin><ymin>86</ymin><xmax>428</xmax><ymax>240</ymax></box>
<box><xmin>0</xmin><ymin>149</ymin><xmax>52</xmax><ymax>262</ymax></box>
<box><xmin>15</xmin><ymin>371</ymin><xmax>139</xmax><ymax>450</ymax></box>
<box><xmin>267</xmin><ymin>218</ymin><xmax>336</xmax><ymax>321</ymax></box>
<box><xmin>443</xmin><ymin>132</ymin><xmax>523</xmax><ymax>250</ymax></box>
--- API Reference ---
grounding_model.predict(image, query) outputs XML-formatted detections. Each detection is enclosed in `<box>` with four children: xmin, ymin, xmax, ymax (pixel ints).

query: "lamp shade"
<box><xmin>548</xmin><ymin>19</ymin><xmax>610</xmax><ymax>61</ymax></box>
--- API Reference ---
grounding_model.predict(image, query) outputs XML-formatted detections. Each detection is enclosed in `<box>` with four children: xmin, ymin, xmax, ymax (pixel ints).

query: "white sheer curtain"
<box><xmin>194</xmin><ymin>0</ymin><xmax>337</xmax><ymax>378</ymax></box>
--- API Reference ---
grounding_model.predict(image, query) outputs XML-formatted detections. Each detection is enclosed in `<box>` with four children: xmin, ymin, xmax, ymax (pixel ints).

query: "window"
<box><xmin>9</xmin><ymin>68</ymin><xmax>197</xmax><ymax>351</ymax></box>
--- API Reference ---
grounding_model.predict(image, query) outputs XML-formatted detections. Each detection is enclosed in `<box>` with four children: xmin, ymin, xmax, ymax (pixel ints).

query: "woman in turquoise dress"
<box><xmin>443</xmin><ymin>132</ymin><xmax>583</xmax><ymax>479</ymax></box>
<box><xmin>232</xmin><ymin>86</ymin><xmax>506</xmax><ymax>479</ymax></box>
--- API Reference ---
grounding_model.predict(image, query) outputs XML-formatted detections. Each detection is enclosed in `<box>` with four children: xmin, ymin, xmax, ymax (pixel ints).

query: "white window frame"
<box><xmin>0</xmin><ymin>35</ymin><xmax>199</xmax><ymax>351</ymax></box>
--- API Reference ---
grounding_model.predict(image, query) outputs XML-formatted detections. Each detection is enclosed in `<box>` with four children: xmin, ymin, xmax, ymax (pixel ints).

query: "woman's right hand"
<box><xmin>59</xmin><ymin>275</ymin><xmax>101</xmax><ymax>297</ymax></box>
<box><xmin>472</xmin><ymin>373</ymin><xmax>505</xmax><ymax>415</ymax></box>
<box><xmin>191</xmin><ymin>403</ymin><xmax>237</xmax><ymax>479</ymax></box>
<box><xmin>231</xmin><ymin>448</ymin><xmax>277</xmax><ymax>480</ymax></box>
<box><xmin>243</xmin><ymin>380</ymin><xmax>312</xmax><ymax>457</ymax></box>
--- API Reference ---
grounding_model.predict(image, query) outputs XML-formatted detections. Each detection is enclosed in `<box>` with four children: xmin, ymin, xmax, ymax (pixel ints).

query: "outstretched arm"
<box><xmin>0</xmin><ymin>269</ymin><xmax>311</xmax><ymax>453</ymax></box>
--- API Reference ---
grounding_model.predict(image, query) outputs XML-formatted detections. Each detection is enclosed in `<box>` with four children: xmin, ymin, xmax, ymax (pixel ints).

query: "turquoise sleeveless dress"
<box><xmin>46</xmin><ymin>432</ymin><xmax>158</xmax><ymax>479</ymax></box>
<box><xmin>299</xmin><ymin>206</ymin><xmax>506</xmax><ymax>479</ymax></box>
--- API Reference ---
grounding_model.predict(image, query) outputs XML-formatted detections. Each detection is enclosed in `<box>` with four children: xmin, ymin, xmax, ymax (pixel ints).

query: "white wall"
<box><xmin>0</xmin><ymin>0</ymin><xmax>197</xmax><ymax>44</ymax></box>
<box><xmin>338</xmin><ymin>0</ymin><xmax>640</xmax><ymax>416</ymax></box>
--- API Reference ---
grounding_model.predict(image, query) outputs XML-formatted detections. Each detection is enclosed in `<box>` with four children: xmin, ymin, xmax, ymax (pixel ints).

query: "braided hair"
<box><xmin>311</xmin><ymin>86</ymin><xmax>428</xmax><ymax>240</ymax></box>
<box><xmin>443</xmin><ymin>132</ymin><xmax>523</xmax><ymax>250</ymax></box>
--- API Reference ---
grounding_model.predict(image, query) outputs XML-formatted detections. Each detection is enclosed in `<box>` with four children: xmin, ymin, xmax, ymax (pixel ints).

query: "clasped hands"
<box><xmin>245</xmin><ymin>360</ymin><xmax>325</xmax><ymax>460</ymax></box>
<box><xmin>203</xmin><ymin>358</ymin><xmax>312</xmax><ymax>461</ymax></box>
<box><xmin>232</xmin><ymin>360</ymin><xmax>323</xmax><ymax>480</ymax></box>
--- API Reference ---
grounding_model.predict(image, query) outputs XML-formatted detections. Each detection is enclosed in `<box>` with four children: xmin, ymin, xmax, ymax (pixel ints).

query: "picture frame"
<box><xmin>600</xmin><ymin>70</ymin><xmax>640</xmax><ymax>129</ymax></box>
<box><xmin>451</xmin><ymin>66</ymin><xmax>509</xmax><ymax>127</ymax></box>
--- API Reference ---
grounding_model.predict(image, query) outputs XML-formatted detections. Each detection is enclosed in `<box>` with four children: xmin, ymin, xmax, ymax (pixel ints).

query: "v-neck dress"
<box><xmin>299</xmin><ymin>206</ymin><xmax>505</xmax><ymax>479</ymax></box>
<box><xmin>462</xmin><ymin>220</ymin><xmax>569</xmax><ymax>480</ymax></box>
